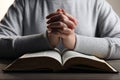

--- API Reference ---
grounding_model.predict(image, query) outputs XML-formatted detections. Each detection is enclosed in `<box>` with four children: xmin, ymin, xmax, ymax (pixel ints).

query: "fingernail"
<box><xmin>47</xmin><ymin>30</ymin><xmax>51</xmax><ymax>33</ymax></box>
<box><xmin>63</xmin><ymin>27</ymin><xmax>67</xmax><ymax>31</ymax></box>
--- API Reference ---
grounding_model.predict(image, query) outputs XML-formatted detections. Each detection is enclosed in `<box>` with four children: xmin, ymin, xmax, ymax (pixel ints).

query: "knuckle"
<box><xmin>61</xmin><ymin>18</ymin><xmax>66</xmax><ymax>22</ymax></box>
<box><xmin>58</xmin><ymin>22</ymin><xmax>63</xmax><ymax>26</ymax></box>
<box><xmin>71</xmin><ymin>22</ymin><xmax>75</xmax><ymax>27</ymax></box>
<box><xmin>59</xmin><ymin>14</ymin><xmax>65</xmax><ymax>20</ymax></box>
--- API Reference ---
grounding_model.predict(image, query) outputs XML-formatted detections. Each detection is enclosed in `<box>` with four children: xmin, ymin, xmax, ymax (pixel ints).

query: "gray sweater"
<box><xmin>0</xmin><ymin>0</ymin><xmax>120</xmax><ymax>59</ymax></box>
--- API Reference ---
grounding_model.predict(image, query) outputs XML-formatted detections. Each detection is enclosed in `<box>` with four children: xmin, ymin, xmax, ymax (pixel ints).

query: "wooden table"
<box><xmin>0</xmin><ymin>59</ymin><xmax>120</xmax><ymax>80</ymax></box>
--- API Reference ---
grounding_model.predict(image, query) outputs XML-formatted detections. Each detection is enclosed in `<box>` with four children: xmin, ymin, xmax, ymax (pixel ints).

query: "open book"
<box><xmin>3</xmin><ymin>50</ymin><xmax>118</xmax><ymax>73</ymax></box>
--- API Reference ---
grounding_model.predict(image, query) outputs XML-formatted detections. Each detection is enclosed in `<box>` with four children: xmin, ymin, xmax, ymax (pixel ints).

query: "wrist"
<box><xmin>47</xmin><ymin>31</ymin><xmax>60</xmax><ymax>48</ymax></box>
<box><xmin>62</xmin><ymin>33</ymin><xmax>76</xmax><ymax>49</ymax></box>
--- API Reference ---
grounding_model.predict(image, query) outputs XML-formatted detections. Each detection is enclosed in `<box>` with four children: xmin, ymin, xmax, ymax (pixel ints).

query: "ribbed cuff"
<box><xmin>14</xmin><ymin>33</ymin><xmax>53</xmax><ymax>54</ymax></box>
<box><xmin>74</xmin><ymin>34</ymin><xmax>109</xmax><ymax>58</ymax></box>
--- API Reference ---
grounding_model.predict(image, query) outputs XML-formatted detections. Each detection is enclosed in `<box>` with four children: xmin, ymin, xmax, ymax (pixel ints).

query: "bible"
<box><xmin>3</xmin><ymin>50</ymin><xmax>118</xmax><ymax>73</ymax></box>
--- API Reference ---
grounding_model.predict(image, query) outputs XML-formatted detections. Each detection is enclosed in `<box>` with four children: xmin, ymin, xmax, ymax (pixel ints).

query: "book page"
<box><xmin>4</xmin><ymin>50</ymin><xmax>63</xmax><ymax>71</ymax></box>
<box><xmin>62</xmin><ymin>51</ymin><xmax>117</xmax><ymax>72</ymax></box>
<box><xmin>20</xmin><ymin>50</ymin><xmax>62</xmax><ymax>64</ymax></box>
<box><xmin>62</xmin><ymin>51</ymin><xmax>105</xmax><ymax>64</ymax></box>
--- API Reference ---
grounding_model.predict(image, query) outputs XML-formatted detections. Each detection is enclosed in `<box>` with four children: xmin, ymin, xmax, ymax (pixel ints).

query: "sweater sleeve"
<box><xmin>0</xmin><ymin>0</ymin><xmax>52</xmax><ymax>58</ymax></box>
<box><xmin>74</xmin><ymin>0</ymin><xmax>120</xmax><ymax>59</ymax></box>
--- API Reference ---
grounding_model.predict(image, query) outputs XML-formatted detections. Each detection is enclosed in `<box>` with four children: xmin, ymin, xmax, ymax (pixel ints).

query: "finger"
<box><xmin>47</xmin><ymin>14</ymin><xmax>76</xmax><ymax>29</ymax></box>
<box><xmin>46</xmin><ymin>12</ymin><xmax>60</xmax><ymax>19</ymax></box>
<box><xmin>47</xmin><ymin>13</ymin><xmax>68</xmax><ymax>24</ymax></box>
<box><xmin>46</xmin><ymin>8</ymin><xmax>64</xmax><ymax>19</ymax></box>
<box><xmin>59</xmin><ymin>28</ymin><xmax>73</xmax><ymax>35</ymax></box>
<box><xmin>47</xmin><ymin>22</ymin><xmax>67</xmax><ymax>30</ymax></box>
<box><xmin>62</xmin><ymin>9</ymin><xmax>78</xmax><ymax>26</ymax></box>
<box><xmin>47</xmin><ymin>14</ymin><xmax>61</xmax><ymax>24</ymax></box>
<box><xmin>48</xmin><ymin>28</ymin><xmax>74</xmax><ymax>39</ymax></box>
<box><xmin>57</xmin><ymin>9</ymin><xmax>64</xmax><ymax>13</ymax></box>
<box><xmin>47</xmin><ymin>28</ymin><xmax>52</xmax><ymax>33</ymax></box>
<box><xmin>49</xmin><ymin>32</ymin><xmax>60</xmax><ymax>37</ymax></box>
<box><xmin>47</xmin><ymin>27</ymin><xmax>61</xmax><ymax>34</ymax></box>
<box><xmin>62</xmin><ymin>18</ymin><xmax>76</xmax><ymax>29</ymax></box>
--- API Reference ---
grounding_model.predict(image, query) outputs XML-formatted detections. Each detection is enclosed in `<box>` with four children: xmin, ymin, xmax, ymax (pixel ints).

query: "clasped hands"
<box><xmin>46</xmin><ymin>9</ymin><xmax>78</xmax><ymax>49</ymax></box>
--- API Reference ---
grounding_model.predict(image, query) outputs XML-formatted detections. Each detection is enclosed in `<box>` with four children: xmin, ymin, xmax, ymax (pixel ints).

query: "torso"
<box><xmin>23</xmin><ymin>0</ymin><xmax>99</xmax><ymax>37</ymax></box>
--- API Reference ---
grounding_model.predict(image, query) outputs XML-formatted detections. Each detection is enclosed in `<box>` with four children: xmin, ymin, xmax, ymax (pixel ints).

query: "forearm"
<box><xmin>0</xmin><ymin>36</ymin><xmax>16</xmax><ymax>58</ymax></box>
<box><xmin>0</xmin><ymin>33</ymin><xmax>53</xmax><ymax>58</ymax></box>
<box><xmin>74</xmin><ymin>34</ymin><xmax>110</xmax><ymax>59</ymax></box>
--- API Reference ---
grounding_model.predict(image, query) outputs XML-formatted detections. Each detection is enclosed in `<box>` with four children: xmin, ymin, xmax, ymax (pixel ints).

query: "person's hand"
<box><xmin>46</xmin><ymin>9</ymin><xmax>78</xmax><ymax>49</ymax></box>
<box><xmin>46</xmin><ymin>9</ymin><xmax>77</xmax><ymax>29</ymax></box>
<box><xmin>47</xmin><ymin>30</ymin><xmax>60</xmax><ymax>48</ymax></box>
<box><xmin>58</xmin><ymin>27</ymin><xmax>76</xmax><ymax>50</ymax></box>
